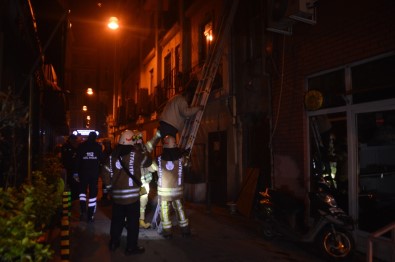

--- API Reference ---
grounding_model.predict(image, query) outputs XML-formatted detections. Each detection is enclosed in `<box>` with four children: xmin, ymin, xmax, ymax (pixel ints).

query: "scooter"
<box><xmin>255</xmin><ymin>174</ymin><xmax>355</xmax><ymax>261</ymax></box>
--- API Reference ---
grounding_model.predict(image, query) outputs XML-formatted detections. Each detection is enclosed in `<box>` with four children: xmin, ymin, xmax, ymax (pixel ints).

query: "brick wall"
<box><xmin>269</xmin><ymin>0</ymin><xmax>395</xmax><ymax>196</ymax></box>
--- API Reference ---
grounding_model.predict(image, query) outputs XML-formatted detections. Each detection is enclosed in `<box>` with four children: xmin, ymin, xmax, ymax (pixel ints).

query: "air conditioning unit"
<box><xmin>288</xmin><ymin>0</ymin><xmax>318</xmax><ymax>24</ymax></box>
<box><xmin>266</xmin><ymin>0</ymin><xmax>318</xmax><ymax>35</ymax></box>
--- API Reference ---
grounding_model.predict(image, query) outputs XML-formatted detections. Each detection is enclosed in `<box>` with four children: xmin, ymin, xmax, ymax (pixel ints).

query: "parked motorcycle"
<box><xmin>256</xmin><ymin>175</ymin><xmax>355</xmax><ymax>261</ymax></box>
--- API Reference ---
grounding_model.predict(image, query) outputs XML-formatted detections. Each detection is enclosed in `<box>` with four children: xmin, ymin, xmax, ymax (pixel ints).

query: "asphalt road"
<box><xmin>48</xmin><ymin>197</ymin><xmax>366</xmax><ymax>262</ymax></box>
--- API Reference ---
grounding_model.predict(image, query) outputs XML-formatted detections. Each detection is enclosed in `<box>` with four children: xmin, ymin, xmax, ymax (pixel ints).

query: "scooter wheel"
<box><xmin>319</xmin><ymin>227</ymin><xmax>354</xmax><ymax>261</ymax></box>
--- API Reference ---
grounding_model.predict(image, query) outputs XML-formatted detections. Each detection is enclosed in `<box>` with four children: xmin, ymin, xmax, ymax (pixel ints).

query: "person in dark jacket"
<box><xmin>101</xmin><ymin>129</ymin><xmax>156</xmax><ymax>255</ymax></box>
<box><xmin>73</xmin><ymin>131</ymin><xmax>103</xmax><ymax>222</ymax></box>
<box><xmin>61</xmin><ymin>134</ymin><xmax>80</xmax><ymax>201</ymax></box>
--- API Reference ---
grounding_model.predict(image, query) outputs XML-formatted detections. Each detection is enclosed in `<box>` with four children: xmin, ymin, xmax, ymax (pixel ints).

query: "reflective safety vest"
<box><xmin>157</xmin><ymin>156</ymin><xmax>184</xmax><ymax>201</ymax></box>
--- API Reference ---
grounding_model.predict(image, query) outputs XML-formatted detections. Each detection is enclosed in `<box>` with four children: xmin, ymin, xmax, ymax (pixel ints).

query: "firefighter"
<box><xmin>139</xmin><ymin>166</ymin><xmax>153</xmax><ymax>229</ymax></box>
<box><xmin>101</xmin><ymin>129</ymin><xmax>156</xmax><ymax>255</ymax></box>
<box><xmin>157</xmin><ymin>135</ymin><xmax>191</xmax><ymax>239</ymax></box>
<box><xmin>130</xmin><ymin>130</ymin><xmax>155</xmax><ymax>229</ymax></box>
<box><xmin>100</xmin><ymin>138</ymin><xmax>112</xmax><ymax>201</ymax></box>
<box><xmin>73</xmin><ymin>131</ymin><xmax>103</xmax><ymax>222</ymax></box>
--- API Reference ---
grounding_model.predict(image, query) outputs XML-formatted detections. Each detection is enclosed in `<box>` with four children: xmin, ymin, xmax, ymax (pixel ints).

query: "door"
<box><xmin>356</xmin><ymin>109</ymin><xmax>395</xmax><ymax>233</ymax></box>
<box><xmin>208</xmin><ymin>131</ymin><xmax>227</xmax><ymax>205</ymax></box>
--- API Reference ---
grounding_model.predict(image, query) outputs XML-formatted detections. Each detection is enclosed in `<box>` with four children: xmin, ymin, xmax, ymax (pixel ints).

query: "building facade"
<box><xmin>267</xmin><ymin>0</ymin><xmax>395</xmax><ymax>259</ymax></box>
<box><xmin>64</xmin><ymin>0</ymin><xmax>395</xmax><ymax>259</ymax></box>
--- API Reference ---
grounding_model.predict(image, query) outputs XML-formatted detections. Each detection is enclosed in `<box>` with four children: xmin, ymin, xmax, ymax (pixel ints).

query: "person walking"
<box><xmin>101</xmin><ymin>129</ymin><xmax>156</xmax><ymax>255</ymax></box>
<box><xmin>73</xmin><ymin>131</ymin><xmax>103</xmax><ymax>223</ymax></box>
<box><xmin>61</xmin><ymin>134</ymin><xmax>80</xmax><ymax>201</ymax></box>
<box><xmin>157</xmin><ymin>135</ymin><xmax>191</xmax><ymax>239</ymax></box>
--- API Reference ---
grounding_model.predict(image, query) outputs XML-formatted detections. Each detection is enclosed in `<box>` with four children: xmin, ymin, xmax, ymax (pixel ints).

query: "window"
<box><xmin>307</xmin><ymin>69</ymin><xmax>346</xmax><ymax>109</ymax></box>
<box><xmin>164</xmin><ymin>53</ymin><xmax>173</xmax><ymax>98</ymax></box>
<box><xmin>351</xmin><ymin>55</ymin><xmax>395</xmax><ymax>103</ymax></box>
<box><xmin>307</xmin><ymin>53</ymin><xmax>395</xmax><ymax>109</ymax></box>
<box><xmin>199</xmin><ymin>20</ymin><xmax>213</xmax><ymax>64</ymax></box>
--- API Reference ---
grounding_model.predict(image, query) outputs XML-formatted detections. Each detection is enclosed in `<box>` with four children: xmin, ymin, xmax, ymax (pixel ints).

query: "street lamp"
<box><xmin>86</xmin><ymin>88</ymin><xmax>93</xmax><ymax>95</ymax></box>
<box><xmin>108</xmin><ymin>17</ymin><xmax>119</xmax><ymax>30</ymax></box>
<box><xmin>108</xmin><ymin>16</ymin><xmax>119</xmax><ymax>138</ymax></box>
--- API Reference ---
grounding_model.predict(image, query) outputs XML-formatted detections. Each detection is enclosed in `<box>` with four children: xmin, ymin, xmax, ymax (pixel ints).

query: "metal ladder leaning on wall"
<box><xmin>178</xmin><ymin>0</ymin><xmax>239</xmax><ymax>155</ymax></box>
<box><xmin>151</xmin><ymin>0</ymin><xmax>239</xmax><ymax>232</ymax></box>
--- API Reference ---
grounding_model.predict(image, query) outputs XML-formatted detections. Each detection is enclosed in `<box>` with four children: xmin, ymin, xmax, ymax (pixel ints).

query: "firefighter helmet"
<box><xmin>162</xmin><ymin>135</ymin><xmax>177</xmax><ymax>148</ymax></box>
<box><xmin>118</xmin><ymin>130</ymin><xmax>135</xmax><ymax>145</ymax></box>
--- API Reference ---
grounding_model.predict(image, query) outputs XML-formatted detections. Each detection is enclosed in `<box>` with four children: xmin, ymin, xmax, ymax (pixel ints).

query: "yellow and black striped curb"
<box><xmin>61</xmin><ymin>191</ymin><xmax>71</xmax><ymax>262</ymax></box>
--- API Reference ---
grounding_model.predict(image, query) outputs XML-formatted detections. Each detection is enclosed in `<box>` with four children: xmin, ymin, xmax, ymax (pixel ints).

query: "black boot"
<box><xmin>162</xmin><ymin>229</ymin><xmax>173</xmax><ymax>239</ymax></box>
<box><xmin>181</xmin><ymin>226</ymin><xmax>191</xmax><ymax>237</ymax></box>
<box><xmin>125</xmin><ymin>246</ymin><xmax>145</xmax><ymax>255</ymax></box>
<box><xmin>79</xmin><ymin>212</ymin><xmax>86</xmax><ymax>221</ymax></box>
<box><xmin>145</xmin><ymin>130</ymin><xmax>161</xmax><ymax>153</ymax></box>
<box><xmin>108</xmin><ymin>240</ymin><xmax>120</xmax><ymax>252</ymax></box>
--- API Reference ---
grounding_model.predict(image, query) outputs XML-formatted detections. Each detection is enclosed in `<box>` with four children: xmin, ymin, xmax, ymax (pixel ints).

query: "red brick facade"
<box><xmin>269</xmin><ymin>0</ymin><xmax>395</xmax><ymax>196</ymax></box>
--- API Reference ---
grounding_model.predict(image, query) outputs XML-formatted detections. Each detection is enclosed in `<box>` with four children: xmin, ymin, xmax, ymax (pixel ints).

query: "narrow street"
<box><xmin>48</xmin><ymin>194</ymin><xmax>366</xmax><ymax>262</ymax></box>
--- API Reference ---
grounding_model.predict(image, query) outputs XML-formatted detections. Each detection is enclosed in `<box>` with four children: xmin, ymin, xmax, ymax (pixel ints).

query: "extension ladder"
<box><xmin>178</xmin><ymin>0</ymin><xmax>239</xmax><ymax>155</ymax></box>
<box><xmin>151</xmin><ymin>0</ymin><xmax>239</xmax><ymax>230</ymax></box>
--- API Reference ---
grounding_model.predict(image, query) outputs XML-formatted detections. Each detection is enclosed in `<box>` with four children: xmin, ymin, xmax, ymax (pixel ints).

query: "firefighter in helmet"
<box><xmin>101</xmin><ymin>129</ymin><xmax>155</xmax><ymax>255</ymax></box>
<box><xmin>157</xmin><ymin>135</ymin><xmax>191</xmax><ymax>238</ymax></box>
<box><xmin>130</xmin><ymin>129</ymin><xmax>155</xmax><ymax>229</ymax></box>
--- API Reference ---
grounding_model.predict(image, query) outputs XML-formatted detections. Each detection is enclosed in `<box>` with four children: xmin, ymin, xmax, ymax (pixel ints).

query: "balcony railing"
<box><xmin>118</xmin><ymin>65</ymin><xmax>203</xmax><ymax>126</ymax></box>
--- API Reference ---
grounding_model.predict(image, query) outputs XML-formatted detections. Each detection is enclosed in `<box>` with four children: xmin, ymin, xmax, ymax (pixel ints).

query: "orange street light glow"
<box><xmin>108</xmin><ymin>17</ymin><xmax>119</xmax><ymax>30</ymax></box>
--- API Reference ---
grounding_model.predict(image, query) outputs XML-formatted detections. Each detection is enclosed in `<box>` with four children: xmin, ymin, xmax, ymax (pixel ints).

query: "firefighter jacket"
<box><xmin>157</xmin><ymin>155</ymin><xmax>184</xmax><ymax>201</ymax></box>
<box><xmin>101</xmin><ymin>146</ymin><xmax>151</xmax><ymax>205</ymax></box>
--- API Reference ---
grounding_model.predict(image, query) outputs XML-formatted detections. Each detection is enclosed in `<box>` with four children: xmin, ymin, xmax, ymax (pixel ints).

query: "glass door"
<box><xmin>309</xmin><ymin>112</ymin><xmax>348</xmax><ymax>211</ymax></box>
<box><xmin>357</xmin><ymin>109</ymin><xmax>395</xmax><ymax>233</ymax></box>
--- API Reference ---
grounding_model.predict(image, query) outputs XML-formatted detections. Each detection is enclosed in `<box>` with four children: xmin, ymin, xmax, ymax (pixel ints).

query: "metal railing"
<box><xmin>367</xmin><ymin>221</ymin><xmax>395</xmax><ymax>262</ymax></box>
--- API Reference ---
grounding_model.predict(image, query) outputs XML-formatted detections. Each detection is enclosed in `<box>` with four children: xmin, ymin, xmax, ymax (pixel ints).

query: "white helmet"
<box><xmin>162</xmin><ymin>135</ymin><xmax>177</xmax><ymax>148</ymax></box>
<box><xmin>118</xmin><ymin>130</ymin><xmax>135</xmax><ymax>145</ymax></box>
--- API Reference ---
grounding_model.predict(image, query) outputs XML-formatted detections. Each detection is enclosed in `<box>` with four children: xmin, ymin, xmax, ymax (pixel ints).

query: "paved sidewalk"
<box><xmin>48</xmin><ymin>197</ymin><xmax>366</xmax><ymax>262</ymax></box>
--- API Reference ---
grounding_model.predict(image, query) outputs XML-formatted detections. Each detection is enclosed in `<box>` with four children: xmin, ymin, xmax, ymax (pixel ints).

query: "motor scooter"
<box><xmin>255</xmin><ymin>174</ymin><xmax>355</xmax><ymax>261</ymax></box>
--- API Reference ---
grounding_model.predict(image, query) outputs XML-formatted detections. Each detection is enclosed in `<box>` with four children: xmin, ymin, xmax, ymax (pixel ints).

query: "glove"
<box><xmin>142</xmin><ymin>172</ymin><xmax>153</xmax><ymax>184</ymax></box>
<box><xmin>73</xmin><ymin>173</ymin><xmax>80</xmax><ymax>183</ymax></box>
<box><xmin>182</xmin><ymin>155</ymin><xmax>191</xmax><ymax>168</ymax></box>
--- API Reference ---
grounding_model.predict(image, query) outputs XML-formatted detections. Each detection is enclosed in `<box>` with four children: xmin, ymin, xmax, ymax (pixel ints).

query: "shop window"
<box><xmin>351</xmin><ymin>54</ymin><xmax>395</xmax><ymax>104</ymax></box>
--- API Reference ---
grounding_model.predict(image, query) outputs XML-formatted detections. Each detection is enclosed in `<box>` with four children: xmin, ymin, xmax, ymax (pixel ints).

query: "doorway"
<box><xmin>208</xmin><ymin>131</ymin><xmax>227</xmax><ymax>205</ymax></box>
